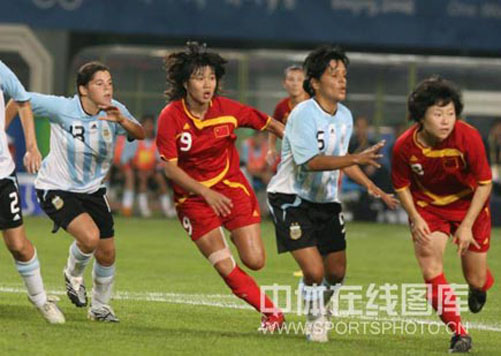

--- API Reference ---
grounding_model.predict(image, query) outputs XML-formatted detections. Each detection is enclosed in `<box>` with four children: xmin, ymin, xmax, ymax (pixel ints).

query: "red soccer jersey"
<box><xmin>273</xmin><ymin>97</ymin><xmax>293</xmax><ymax>124</ymax></box>
<box><xmin>156</xmin><ymin>96</ymin><xmax>271</xmax><ymax>199</ymax></box>
<box><xmin>391</xmin><ymin>121</ymin><xmax>492</xmax><ymax>217</ymax></box>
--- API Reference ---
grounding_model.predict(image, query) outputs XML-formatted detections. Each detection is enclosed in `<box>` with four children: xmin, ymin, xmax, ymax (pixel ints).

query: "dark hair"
<box><xmin>164</xmin><ymin>42</ymin><xmax>227</xmax><ymax>102</ymax></box>
<box><xmin>284</xmin><ymin>65</ymin><xmax>303</xmax><ymax>77</ymax></box>
<box><xmin>407</xmin><ymin>76</ymin><xmax>463</xmax><ymax>123</ymax></box>
<box><xmin>76</xmin><ymin>61</ymin><xmax>110</xmax><ymax>96</ymax></box>
<box><xmin>302</xmin><ymin>45</ymin><xmax>349</xmax><ymax>97</ymax></box>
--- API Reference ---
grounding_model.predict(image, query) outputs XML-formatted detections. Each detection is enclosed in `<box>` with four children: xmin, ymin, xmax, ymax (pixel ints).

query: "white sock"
<box><xmin>122</xmin><ymin>189</ymin><xmax>134</xmax><ymax>209</ymax></box>
<box><xmin>299</xmin><ymin>279</ymin><xmax>325</xmax><ymax>319</ymax></box>
<box><xmin>15</xmin><ymin>250</ymin><xmax>47</xmax><ymax>308</ymax></box>
<box><xmin>322</xmin><ymin>278</ymin><xmax>343</xmax><ymax>314</ymax></box>
<box><xmin>92</xmin><ymin>262</ymin><xmax>115</xmax><ymax>308</ymax></box>
<box><xmin>160</xmin><ymin>194</ymin><xmax>173</xmax><ymax>216</ymax></box>
<box><xmin>66</xmin><ymin>242</ymin><xmax>93</xmax><ymax>278</ymax></box>
<box><xmin>138</xmin><ymin>193</ymin><xmax>151</xmax><ymax>216</ymax></box>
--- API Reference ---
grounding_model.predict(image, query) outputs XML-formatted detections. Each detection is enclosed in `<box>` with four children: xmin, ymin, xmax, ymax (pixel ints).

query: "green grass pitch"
<box><xmin>0</xmin><ymin>217</ymin><xmax>499</xmax><ymax>355</ymax></box>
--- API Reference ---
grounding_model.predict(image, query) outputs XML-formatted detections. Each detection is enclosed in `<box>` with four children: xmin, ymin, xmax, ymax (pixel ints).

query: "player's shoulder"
<box><xmin>158</xmin><ymin>100</ymin><xmax>184</xmax><ymax>121</ymax></box>
<box><xmin>276</xmin><ymin>97</ymin><xmax>289</xmax><ymax>109</ymax></box>
<box><xmin>337</xmin><ymin>103</ymin><xmax>353</xmax><ymax>121</ymax></box>
<box><xmin>111</xmin><ymin>99</ymin><xmax>130</xmax><ymax>112</ymax></box>
<box><xmin>212</xmin><ymin>95</ymin><xmax>242</xmax><ymax>110</ymax></box>
<box><xmin>393</xmin><ymin>124</ymin><xmax>417</xmax><ymax>151</ymax></box>
<box><xmin>455</xmin><ymin>120</ymin><xmax>481</xmax><ymax>136</ymax></box>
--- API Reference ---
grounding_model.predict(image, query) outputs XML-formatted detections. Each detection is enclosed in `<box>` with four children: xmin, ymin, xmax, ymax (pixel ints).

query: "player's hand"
<box><xmin>410</xmin><ymin>214</ymin><xmax>431</xmax><ymax>244</ymax></box>
<box><xmin>266</xmin><ymin>149</ymin><xmax>279</xmax><ymax>166</ymax></box>
<box><xmin>355</xmin><ymin>140</ymin><xmax>385</xmax><ymax>168</ymax></box>
<box><xmin>452</xmin><ymin>224</ymin><xmax>480</xmax><ymax>256</ymax></box>
<box><xmin>367</xmin><ymin>184</ymin><xmax>399</xmax><ymax>210</ymax></box>
<box><xmin>201</xmin><ymin>187</ymin><xmax>233</xmax><ymax>217</ymax></box>
<box><xmin>23</xmin><ymin>146</ymin><xmax>42</xmax><ymax>174</ymax></box>
<box><xmin>98</xmin><ymin>105</ymin><xmax>125</xmax><ymax>124</ymax></box>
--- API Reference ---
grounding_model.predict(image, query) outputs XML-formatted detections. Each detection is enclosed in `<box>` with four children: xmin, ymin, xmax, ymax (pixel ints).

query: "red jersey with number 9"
<box><xmin>156</xmin><ymin>96</ymin><xmax>271</xmax><ymax>199</ymax></box>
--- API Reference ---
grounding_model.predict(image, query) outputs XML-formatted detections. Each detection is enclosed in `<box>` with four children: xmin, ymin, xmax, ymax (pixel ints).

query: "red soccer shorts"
<box><xmin>176</xmin><ymin>173</ymin><xmax>261</xmax><ymax>240</ymax></box>
<box><xmin>416</xmin><ymin>205</ymin><xmax>491</xmax><ymax>252</ymax></box>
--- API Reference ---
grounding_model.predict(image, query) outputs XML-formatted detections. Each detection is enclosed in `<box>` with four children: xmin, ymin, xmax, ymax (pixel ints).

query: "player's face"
<box><xmin>283</xmin><ymin>70</ymin><xmax>305</xmax><ymax>97</ymax></box>
<box><xmin>421</xmin><ymin>101</ymin><xmax>457</xmax><ymax>142</ymax></box>
<box><xmin>81</xmin><ymin>70</ymin><xmax>113</xmax><ymax>106</ymax></box>
<box><xmin>314</xmin><ymin>60</ymin><xmax>347</xmax><ymax>103</ymax></box>
<box><xmin>185</xmin><ymin>66</ymin><xmax>217</xmax><ymax>106</ymax></box>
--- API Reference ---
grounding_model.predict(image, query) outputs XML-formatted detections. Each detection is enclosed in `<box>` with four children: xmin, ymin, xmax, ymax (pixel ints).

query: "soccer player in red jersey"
<box><xmin>392</xmin><ymin>76</ymin><xmax>494</xmax><ymax>353</ymax></box>
<box><xmin>156</xmin><ymin>42</ymin><xmax>285</xmax><ymax>331</ymax></box>
<box><xmin>267</xmin><ymin>65</ymin><xmax>308</xmax><ymax>166</ymax></box>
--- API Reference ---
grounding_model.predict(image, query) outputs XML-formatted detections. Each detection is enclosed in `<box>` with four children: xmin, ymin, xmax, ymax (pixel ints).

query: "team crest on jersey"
<box><xmin>289</xmin><ymin>222</ymin><xmax>302</xmax><ymax>240</ymax></box>
<box><xmin>102</xmin><ymin>126</ymin><xmax>112</xmax><ymax>143</ymax></box>
<box><xmin>410</xmin><ymin>163</ymin><xmax>424</xmax><ymax>176</ymax></box>
<box><xmin>51</xmin><ymin>195</ymin><xmax>64</xmax><ymax>210</ymax></box>
<box><xmin>214</xmin><ymin>125</ymin><xmax>230</xmax><ymax>138</ymax></box>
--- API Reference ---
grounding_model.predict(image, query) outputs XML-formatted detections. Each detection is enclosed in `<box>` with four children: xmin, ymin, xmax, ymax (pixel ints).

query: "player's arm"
<box><xmin>306</xmin><ymin>140</ymin><xmax>385</xmax><ymax>171</ymax></box>
<box><xmin>5</xmin><ymin>99</ymin><xmax>19</xmax><ymax>129</ymax></box>
<box><xmin>342</xmin><ymin>165</ymin><xmax>398</xmax><ymax>209</ymax></box>
<box><xmin>266</xmin><ymin>133</ymin><xmax>279</xmax><ymax>166</ymax></box>
<box><xmin>162</xmin><ymin>160</ymin><xmax>233</xmax><ymax>217</ymax></box>
<box><xmin>395</xmin><ymin>187</ymin><xmax>431</xmax><ymax>244</ymax></box>
<box><xmin>17</xmin><ymin>101</ymin><xmax>42</xmax><ymax>173</ymax></box>
<box><xmin>264</xmin><ymin>118</ymin><xmax>284</xmax><ymax>139</ymax></box>
<box><xmin>5</xmin><ymin>99</ymin><xmax>42</xmax><ymax>173</ymax></box>
<box><xmin>98</xmin><ymin>105</ymin><xmax>145</xmax><ymax>140</ymax></box>
<box><xmin>453</xmin><ymin>182</ymin><xmax>491</xmax><ymax>255</ymax></box>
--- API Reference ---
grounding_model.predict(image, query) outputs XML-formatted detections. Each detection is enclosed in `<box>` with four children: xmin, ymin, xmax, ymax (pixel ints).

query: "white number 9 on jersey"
<box><xmin>182</xmin><ymin>216</ymin><xmax>193</xmax><ymax>236</ymax></box>
<box><xmin>179</xmin><ymin>132</ymin><xmax>192</xmax><ymax>152</ymax></box>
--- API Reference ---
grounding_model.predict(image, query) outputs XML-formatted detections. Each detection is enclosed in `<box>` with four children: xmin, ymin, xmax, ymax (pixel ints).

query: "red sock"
<box><xmin>482</xmin><ymin>268</ymin><xmax>494</xmax><ymax>292</ymax></box>
<box><xmin>426</xmin><ymin>273</ymin><xmax>467</xmax><ymax>335</ymax></box>
<box><xmin>223</xmin><ymin>265</ymin><xmax>280</xmax><ymax>317</ymax></box>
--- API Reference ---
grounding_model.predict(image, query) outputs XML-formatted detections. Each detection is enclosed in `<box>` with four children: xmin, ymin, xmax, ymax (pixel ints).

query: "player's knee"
<box><xmin>242</xmin><ymin>254</ymin><xmax>265</xmax><ymax>271</ymax></box>
<box><xmin>303</xmin><ymin>266</ymin><xmax>325</xmax><ymax>285</ymax></box>
<box><xmin>464</xmin><ymin>271</ymin><xmax>485</xmax><ymax>290</ymax></box>
<box><xmin>325</xmin><ymin>270</ymin><xmax>345</xmax><ymax>285</ymax></box>
<box><xmin>79</xmin><ymin>229</ymin><xmax>100</xmax><ymax>252</ymax></box>
<box><xmin>95</xmin><ymin>247</ymin><xmax>116</xmax><ymax>266</ymax></box>
<box><xmin>6</xmin><ymin>238</ymin><xmax>31</xmax><ymax>260</ymax></box>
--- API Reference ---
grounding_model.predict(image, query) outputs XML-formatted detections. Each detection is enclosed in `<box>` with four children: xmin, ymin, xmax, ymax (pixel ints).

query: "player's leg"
<box><xmin>2</xmin><ymin>226</ymin><xmax>65</xmax><ymax>324</ymax></box>
<box><xmin>230</xmin><ymin>223</ymin><xmax>265</xmax><ymax>271</ymax></box>
<box><xmin>89</xmin><ymin>237</ymin><xmax>118</xmax><ymax>322</ymax></box>
<box><xmin>195</xmin><ymin>227</ymin><xmax>282</xmax><ymax>323</ymax></box>
<box><xmin>64</xmin><ymin>213</ymin><xmax>100</xmax><ymax>307</ymax></box>
<box><xmin>137</xmin><ymin>170</ymin><xmax>152</xmax><ymax>217</ymax></box>
<box><xmin>414</xmin><ymin>230</ymin><xmax>470</xmax><ymax>351</ymax></box>
<box><xmin>81</xmin><ymin>188</ymin><xmax>119</xmax><ymax>322</ymax></box>
<box><xmin>459</xmin><ymin>207</ymin><xmax>494</xmax><ymax>314</ymax></box>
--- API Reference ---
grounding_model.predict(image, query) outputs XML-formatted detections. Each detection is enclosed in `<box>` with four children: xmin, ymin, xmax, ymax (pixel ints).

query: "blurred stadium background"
<box><xmin>1</xmin><ymin>2</ymin><xmax>501</xmax><ymax>354</ymax></box>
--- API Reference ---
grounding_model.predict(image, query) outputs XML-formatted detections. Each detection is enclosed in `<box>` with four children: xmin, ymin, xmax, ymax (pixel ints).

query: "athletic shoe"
<box><xmin>36</xmin><ymin>296</ymin><xmax>65</xmax><ymax>324</ymax></box>
<box><xmin>63</xmin><ymin>269</ymin><xmax>88</xmax><ymax>307</ymax></box>
<box><xmin>468</xmin><ymin>288</ymin><xmax>486</xmax><ymax>313</ymax></box>
<box><xmin>306</xmin><ymin>315</ymin><xmax>329</xmax><ymax>343</ymax></box>
<box><xmin>258</xmin><ymin>313</ymin><xmax>284</xmax><ymax>333</ymax></box>
<box><xmin>449</xmin><ymin>334</ymin><xmax>472</xmax><ymax>353</ymax></box>
<box><xmin>88</xmin><ymin>305</ymin><xmax>120</xmax><ymax>322</ymax></box>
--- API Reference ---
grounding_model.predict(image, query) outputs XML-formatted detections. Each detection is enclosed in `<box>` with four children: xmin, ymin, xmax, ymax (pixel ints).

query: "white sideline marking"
<box><xmin>1</xmin><ymin>286</ymin><xmax>500</xmax><ymax>332</ymax></box>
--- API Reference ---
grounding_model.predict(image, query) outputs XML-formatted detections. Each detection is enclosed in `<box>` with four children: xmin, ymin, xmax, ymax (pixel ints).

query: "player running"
<box><xmin>267</xmin><ymin>45</ymin><xmax>398</xmax><ymax>342</ymax></box>
<box><xmin>392</xmin><ymin>76</ymin><xmax>494</xmax><ymax>353</ymax></box>
<box><xmin>1</xmin><ymin>60</ymin><xmax>65</xmax><ymax>324</ymax></box>
<box><xmin>8</xmin><ymin>61</ymin><xmax>145</xmax><ymax>322</ymax></box>
<box><xmin>156</xmin><ymin>42</ymin><xmax>285</xmax><ymax>331</ymax></box>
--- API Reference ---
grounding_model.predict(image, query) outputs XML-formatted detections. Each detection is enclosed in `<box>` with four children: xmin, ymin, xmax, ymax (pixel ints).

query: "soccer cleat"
<box><xmin>468</xmin><ymin>288</ymin><xmax>486</xmax><ymax>313</ymax></box>
<box><xmin>88</xmin><ymin>305</ymin><xmax>120</xmax><ymax>322</ymax></box>
<box><xmin>449</xmin><ymin>334</ymin><xmax>472</xmax><ymax>353</ymax></box>
<box><xmin>306</xmin><ymin>315</ymin><xmax>329</xmax><ymax>343</ymax></box>
<box><xmin>63</xmin><ymin>269</ymin><xmax>88</xmax><ymax>307</ymax></box>
<box><xmin>36</xmin><ymin>297</ymin><xmax>65</xmax><ymax>324</ymax></box>
<box><xmin>258</xmin><ymin>313</ymin><xmax>284</xmax><ymax>333</ymax></box>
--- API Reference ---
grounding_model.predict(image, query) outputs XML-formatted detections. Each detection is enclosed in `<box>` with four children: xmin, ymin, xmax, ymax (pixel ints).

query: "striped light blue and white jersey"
<box><xmin>267</xmin><ymin>98</ymin><xmax>353</xmax><ymax>203</ymax></box>
<box><xmin>30</xmin><ymin>93</ymin><xmax>139</xmax><ymax>193</ymax></box>
<box><xmin>0</xmin><ymin>60</ymin><xmax>31</xmax><ymax>178</ymax></box>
